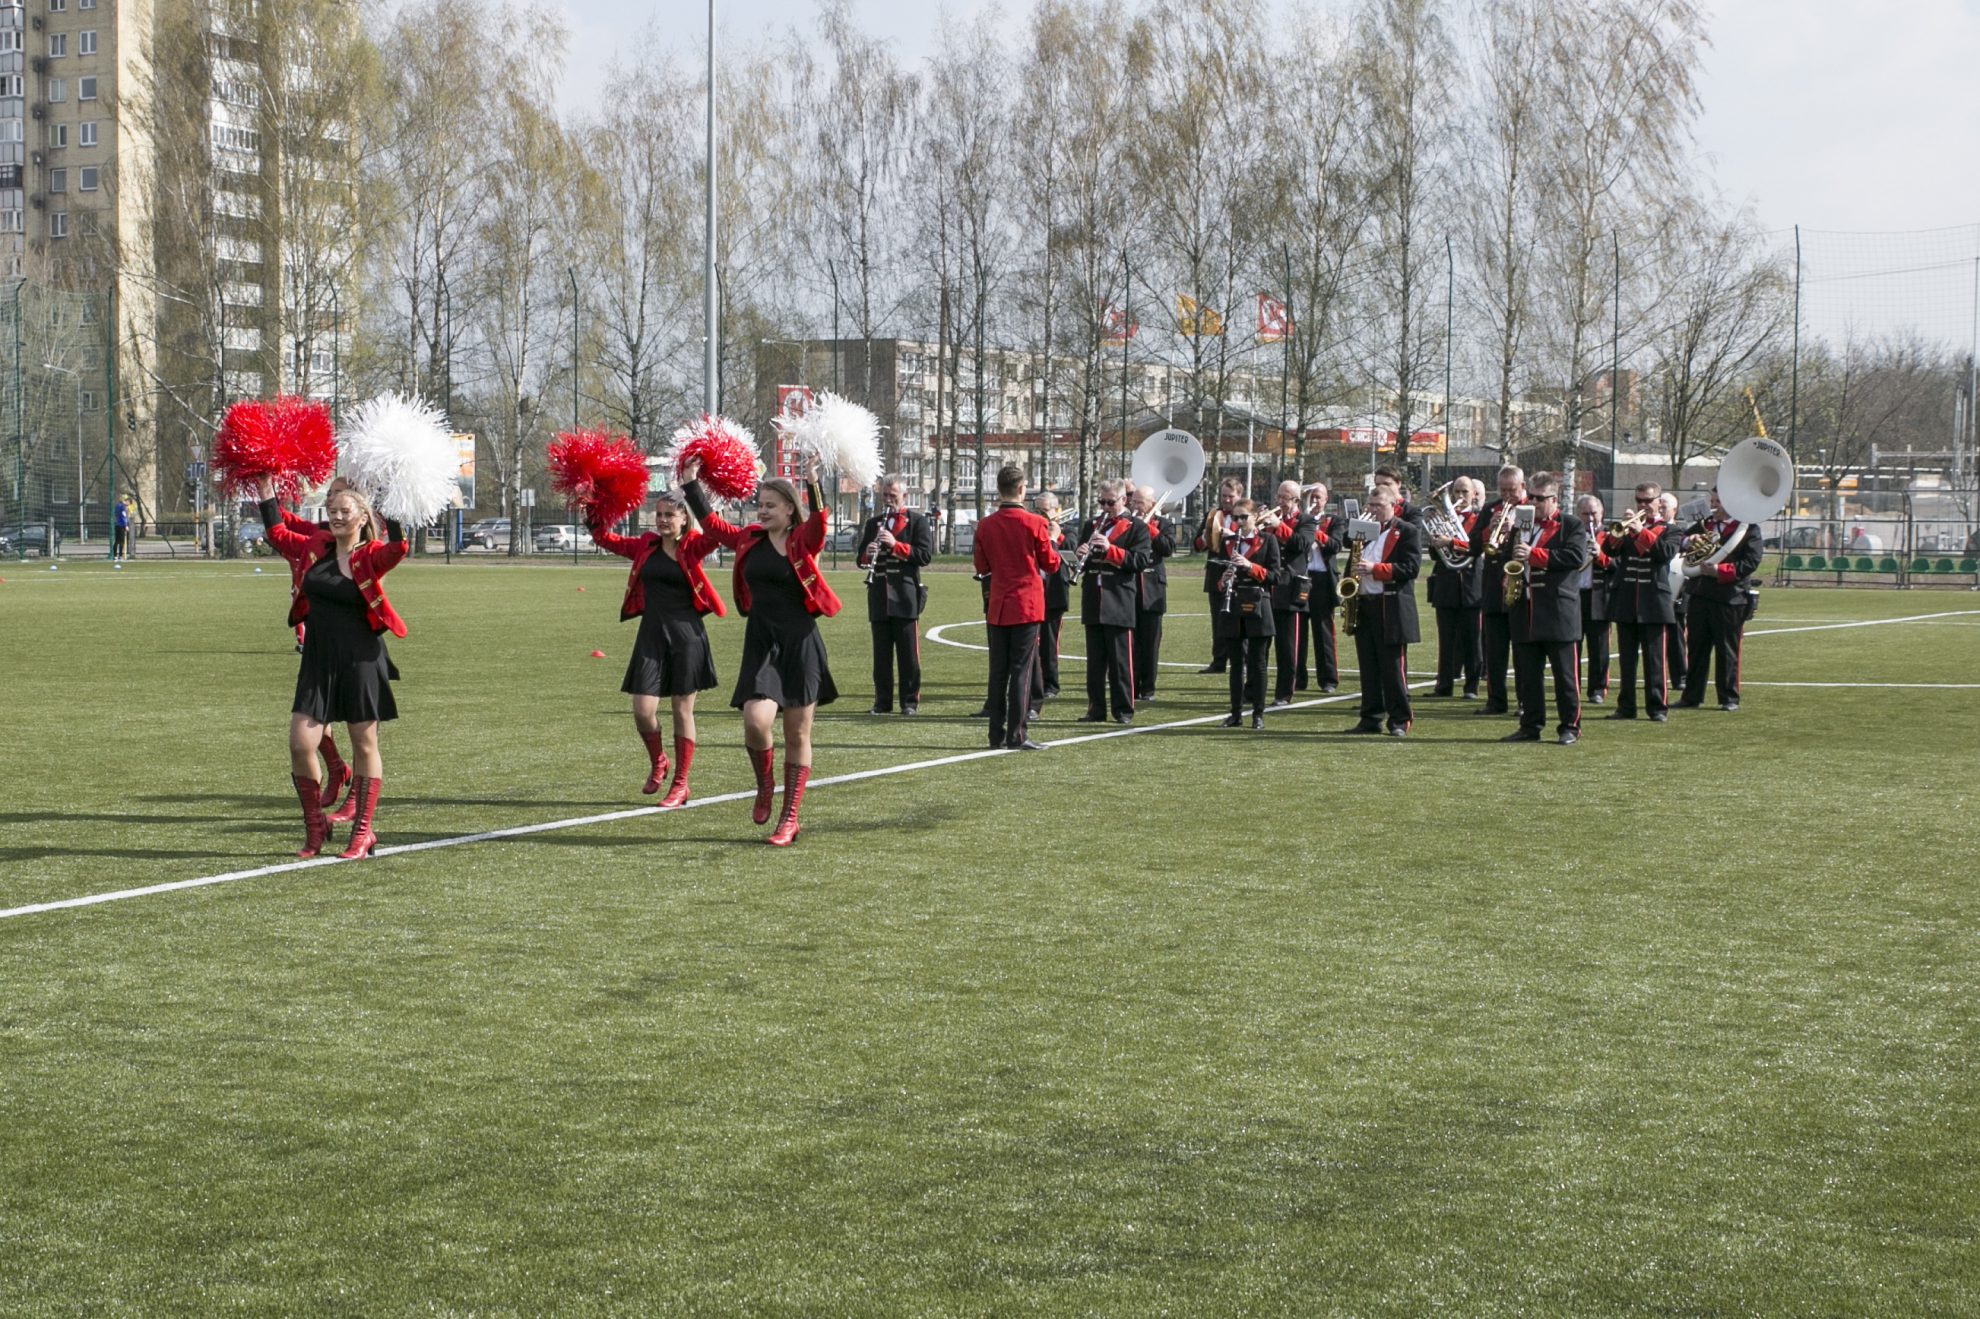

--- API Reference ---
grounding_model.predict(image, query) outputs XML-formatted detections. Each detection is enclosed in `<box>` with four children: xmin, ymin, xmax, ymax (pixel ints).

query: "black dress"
<box><xmin>293</xmin><ymin>554</ymin><xmax>399</xmax><ymax>724</ymax></box>
<box><xmin>622</xmin><ymin>547</ymin><xmax>718</xmax><ymax>697</ymax></box>
<box><xmin>730</xmin><ymin>538</ymin><xmax>837</xmax><ymax>710</ymax></box>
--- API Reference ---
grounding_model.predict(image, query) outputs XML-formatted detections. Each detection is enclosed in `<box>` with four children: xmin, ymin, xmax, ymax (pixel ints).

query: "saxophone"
<box><xmin>1338</xmin><ymin>532</ymin><xmax>1366</xmax><ymax>635</ymax></box>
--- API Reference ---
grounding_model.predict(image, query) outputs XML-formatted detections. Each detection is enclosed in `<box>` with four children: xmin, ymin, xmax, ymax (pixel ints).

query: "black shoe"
<box><xmin>1502</xmin><ymin>728</ymin><xmax>1542</xmax><ymax>742</ymax></box>
<box><xmin>1140</xmin><ymin>692</ymin><xmax>1155</xmax><ymax>703</ymax></box>
<box><xmin>1431</xmin><ymin>687</ymin><xmax>1453</xmax><ymax>698</ymax></box>
<box><xmin>1386</xmin><ymin>726</ymin><xmax>1407</xmax><ymax>738</ymax></box>
<box><xmin>1672</xmin><ymin>699</ymin><xmax>1703</xmax><ymax>709</ymax></box>
<box><xmin>968</xmin><ymin>707</ymin><xmax>990</xmax><ymax>719</ymax></box>
<box><xmin>1476</xmin><ymin>704</ymin><xmax>1509</xmax><ymax>716</ymax></box>
<box><xmin>1269</xmin><ymin>698</ymin><xmax>1292</xmax><ymax>709</ymax></box>
<box><xmin>1721</xmin><ymin>700</ymin><xmax>1739</xmax><ymax>712</ymax></box>
<box><xmin>1042</xmin><ymin>686</ymin><xmax>1060</xmax><ymax>699</ymax></box>
<box><xmin>901</xmin><ymin>705</ymin><xmax>917</xmax><ymax>717</ymax></box>
<box><xmin>1347</xmin><ymin>721</ymin><xmax>1383</xmax><ymax>735</ymax></box>
<box><xmin>1252</xmin><ymin>713</ymin><xmax>1265</xmax><ymax>731</ymax></box>
<box><xmin>1648</xmin><ymin>712</ymin><xmax>1668</xmax><ymax>723</ymax></box>
<box><xmin>1221</xmin><ymin>713</ymin><xmax>1243</xmax><ymax>728</ymax></box>
<box><xmin>1113</xmin><ymin>713</ymin><xmax>1133</xmax><ymax>725</ymax></box>
<box><xmin>1461</xmin><ymin>690</ymin><xmax>1479</xmax><ymax>700</ymax></box>
<box><xmin>868</xmin><ymin>704</ymin><xmax>893</xmax><ymax>715</ymax></box>
<box><xmin>1558</xmin><ymin>730</ymin><xmax>1579</xmax><ymax>746</ymax></box>
<box><xmin>1076</xmin><ymin>711</ymin><xmax>1106</xmax><ymax>723</ymax></box>
<box><xmin>1197</xmin><ymin>664</ymin><xmax>1226</xmax><ymax>675</ymax></box>
<box><xmin>1011</xmin><ymin>739</ymin><xmax>1046</xmax><ymax>751</ymax></box>
<box><xmin>1604</xmin><ymin>710</ymin><xmax>1636</xmax><ymax>720</ymax></box>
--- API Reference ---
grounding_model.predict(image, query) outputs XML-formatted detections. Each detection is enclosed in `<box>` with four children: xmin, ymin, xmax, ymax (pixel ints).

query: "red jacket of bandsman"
<box><xmin>265</xmin><ymin>510</ymin><xmax>410</xmax><ymax>638</ymax></box>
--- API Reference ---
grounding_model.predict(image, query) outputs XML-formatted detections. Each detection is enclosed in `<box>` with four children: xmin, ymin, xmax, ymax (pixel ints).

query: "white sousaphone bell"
<box><xmin>1129</xmin><ymin>428</ymin><xmax>1206</xmax><ymax>515</ymax></box>
<box><xmin>1685</xmin><ymin>435</ymin><xmax>1795</xmax><ymax>570</ymax></box>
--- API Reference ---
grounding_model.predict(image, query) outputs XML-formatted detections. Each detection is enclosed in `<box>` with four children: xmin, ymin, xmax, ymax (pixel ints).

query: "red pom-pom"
<box><xmin>668</xmin><ymin>415</ymin><xmax>760</xmax><ymax>503</ymax></box>
<box><xmin>548</xmin><ymin>429</ymin><xmax>649</xmax><ymax>526</ymax></box>
<box><xmin>212</xmin><ymin>396</ymin><xmax>336</xmax><ymax>504</ymax></box>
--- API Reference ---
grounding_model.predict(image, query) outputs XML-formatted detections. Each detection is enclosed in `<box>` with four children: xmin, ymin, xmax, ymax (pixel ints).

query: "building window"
<box><xmin>78</xmin><ymin>76</ymin><xmax>97</xmax><ymax>100</ymax></box>
<box><xmin>79</xmin><ymin>31</ymin><xmax>96</xmax><ymax>56</ymax></box>
<box><xmin>79</xmin><ymin>0</ymin><xmax>96</xmax><ymax>8</ymax></box>
<box><xmin>78</xmin><ymin>121</ymin><xmax>95</xmax><ymax>147</ymax></box>
<box><xmin>47</xmin><ymin>124</ymin><xmax>66</xmax><ymax>148</ymax></box>
<box><xmin>0</xmin><ymin>209</ymin><xmax>21</xmax><ymax>233</ymax></box>
<box><xmin>49</xmin><ymin>0</ymin><xmax>68</xmax><ymax>10</ymax></box>
<box><xmin>47</xmin><ymin>78</ymin><xmax>65</xmax><ymax>102</ymax></box>
<box><xmin>47</xmin><ymin>167</ymin><xmax>65</xmax><ymax>192</ymax></box>
<box><xmin>80</xmin><ymin>390</ymin><xmax>98</xmax><ymax>411</ymax></box>
<box><xmin>78</xmin><ymin>165</ymin><xmax>95</xmax><ymax>190</ymax></box>
<box><xmin>48</xmin><ymin>33</ymin><xmax>66</xmax><ymax>57</ymax></box>
<box><xmin>49</xmin><ymin>211</ymin><xmax>66</xmax><ymax>238</ymax></box>
<box><xmin>0</xmin><ymin>31</ymin><xmax>19</xmax><ymax>53</ymax></box>
<box><xmin>0</xmin><ymin>75</ymin><xmax>18</xmax><ymax>97</ymax></box>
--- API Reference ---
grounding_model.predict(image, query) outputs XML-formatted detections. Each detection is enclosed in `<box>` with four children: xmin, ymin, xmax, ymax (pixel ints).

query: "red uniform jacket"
<box><xmin>973</xmin><ymin>504</ymin><xmax>1062</xmax><ymax>625</ymax></box>
<box><xmin>686</xmin><ymin>480</ymin><xmax>842</xmax><ymax>618</ymax></box>
<box><xmin>590</xmin><ymin>518</ymin><xmax>727</xmax><ymax>621</ymax></box>
<box><xmin>266</xmin><ymin>512</ymin><xmax>409</xmax><ymax>637</ymax></box>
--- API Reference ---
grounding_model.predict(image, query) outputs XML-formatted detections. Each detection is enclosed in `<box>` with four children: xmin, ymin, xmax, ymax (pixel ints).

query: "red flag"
<box><xmin>1101</xmin><ymin>304</ymin><xmax>1138</xmax><ymax>343</ymax></box>
<box><xmin>1257</xmin><ymin>293</ymin><xmax>1291</xmax><ymax>344</ymax></box>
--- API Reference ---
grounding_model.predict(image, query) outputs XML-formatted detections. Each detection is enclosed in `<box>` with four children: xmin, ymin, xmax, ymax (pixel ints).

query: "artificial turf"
<box><xmin>1</xmin><ymin>558</ymin><xmax>1976</xmax><ymax>1314</ymax></box>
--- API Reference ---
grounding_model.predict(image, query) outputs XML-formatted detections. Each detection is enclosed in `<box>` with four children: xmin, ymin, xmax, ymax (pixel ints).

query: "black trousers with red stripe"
<box><xmin>1231</xmin><ymin>634</ymin><xmax>1271</xmax><ymax>715</ymax></box>
<box><xmin>1084</xmin><ymin>623</ymin><xmax>1135</xmax><ymax>718</ymax></box>
<box><xmin>1581</xmin><ymin>590</ymin><xmax>1611</xmax><ymax>697</ymax></box>
<box><xmin>1514</xmin><ymin>639</ymin><xmax>1582</xmax><ymax>734</ymax></box>
<box><xmin>1132</xmin><ymin>609</ymin><xmax>1163</xmax><ymax>698</ymax></box>
<box><xmin>870</xmin><ymin>617</ymin><xmax>921</xmax><ymax>710</ymax></box>
<box><xmin>985</xmin><ymin>621</ymin><xmax>1041</xmax><ymax>747</ymax></box>
<box><xmin>1613</xmin><ymin>620</ymin><xmax>1669</xmax><ymax>716</ymax></box>
<box><xmin>1305</xmin><ymin>578</ymin><xmax>1339</xmax><ymax>688</ymax></box>
<box><xmin>1271</xmin><ymin>608</ymin><xmax>1305</xmax><ymax>702</ymax></box>
<box><xmin>1682</xmin><ymin>598</ymin><xmax>1746</xmax><ymax>706</ymax></box>
<box><xmin>1351</xmin><ymin>620</ymin><xmax>1412</xmax><ymax>730</ymax></box>
<box><xmin>1031</xmin><ymin>610</ymin><xmax>1066</xmax><ymax>705</ymax></box>
<box><xmin>1666</xmin><ymin>606</ymin><xmax>1690</xmax><ymax>689</ymax></box>
<box><xmin>1433</xmin><ymin>604</ymin><xmax>1482</xmax><ymax>695</ymax></box>
<box><xmin>1481</xmin><ymin>610</ymin><xmax>1513</xmax><ymax>710</ymax></box>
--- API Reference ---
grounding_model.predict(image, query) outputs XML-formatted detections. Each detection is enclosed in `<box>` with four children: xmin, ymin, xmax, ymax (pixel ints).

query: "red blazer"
<box><xmin>590</xmin><ymin>518</ymin><xmax>726</xmax><ymax>621</ymax></box>
<box><xmin>265</xmin><ymin>515</ymin><xmax>409</xmax><ymax>637</ymax></box>
<box><xmin>973</xmin><ymin>504</ymin><xmax>1062</xmax><ymax>625</ymax></box>
<box><xmin>689</xmin><ymin>481</ymin><xmax>842</xmax><ymax>618</ymax></box>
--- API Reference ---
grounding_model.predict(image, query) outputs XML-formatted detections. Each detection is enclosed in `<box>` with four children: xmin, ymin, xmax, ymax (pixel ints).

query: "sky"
<box><xmin>548</xmin><ymin>0</ymin><xmax>1980</xmax><ymax>236</ymax></box>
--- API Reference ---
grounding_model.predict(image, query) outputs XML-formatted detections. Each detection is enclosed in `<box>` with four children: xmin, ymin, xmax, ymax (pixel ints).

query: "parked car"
<box><xmin>824</xmin><ymin>525</ymin><xmax>862</xmax><ymax>553</ymax></box>
<box><xmin>237</xmin><ymin>522</ymin><xmax>270</xmax><ymax>554</ymax></box>
<box><xmin>1762</xmin><ymin>525</ymin><xmax>1823</xmax><ymax>551</ymax></box>
<box><xmin>1</xmin><ymin>522</ymin><xmax>63</xmax><ymax>556</ymax></box>
<box><xmin>532</xmin><ymin>523</ymin><xmax>594</xmax><ymax>553</ymax></box>
<box><xmin>463</xmin><ymin>517</ymin><xmax>513</xmax><ymax>549</ymax></box>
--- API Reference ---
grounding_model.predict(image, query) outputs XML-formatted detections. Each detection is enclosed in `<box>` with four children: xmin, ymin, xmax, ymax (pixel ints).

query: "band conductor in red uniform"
<box><xmin>973</xmin><ymin>464</ymin><xmax>1062</xmax><ymax>751</ymax></box>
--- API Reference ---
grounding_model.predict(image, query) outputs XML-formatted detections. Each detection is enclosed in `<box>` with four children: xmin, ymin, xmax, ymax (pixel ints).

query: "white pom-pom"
<box><xmin>340</xmin><ymin>393</ymin><xmax>459</xmax><ymax>525</ymax></box>
<box><xmin>782</xmin><ymin>391</ymin><xmax>882</xmax><ymax>487</ymax></box>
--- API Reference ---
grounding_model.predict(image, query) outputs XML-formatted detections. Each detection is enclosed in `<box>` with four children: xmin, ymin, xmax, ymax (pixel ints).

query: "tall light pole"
<box><xmin>703</xmin><ymin>0</ymin><xmax>719</xmax><ymax>414</ymax></box>
<box><xmin>44</xmin><ymin>361</ymin><xmax>82</xmax><ymax>542</ymax></box>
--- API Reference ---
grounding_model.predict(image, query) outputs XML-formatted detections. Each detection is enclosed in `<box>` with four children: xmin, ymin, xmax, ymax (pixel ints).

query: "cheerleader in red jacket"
<box><xmin>588</xmin><ymin>474</ymin><xmax>724</xmax><ymax>806</ymax></box>
<box><xmin>276</xmin><ymin>476</ymin><xmax>356</xmax><ymax>815</ymax></box>
<box><xmin>681</xmin><ymin>453</ymin><xmax>842</xmax><ymax>846</ymax></box>
<box><xmin>258</xmin><ymin>475</ymin><xmax>407</xmax><ymax>860</ymax></box>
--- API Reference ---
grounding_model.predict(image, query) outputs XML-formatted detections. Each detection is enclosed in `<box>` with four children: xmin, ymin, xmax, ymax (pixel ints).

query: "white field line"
<box><xmin>1744</xmin><ymin>609</ymin><xmax>1980</xmax><ymax>636</ymax></box>
<box><xmin>0</xmin><ymin>687</ymin><xmax>1401</xmax><ymax>922</ymax></box>
<box><xmin>7</xmin><ymin>605</ymin><xmax>1974</xmax><ymax>923</ymax></box>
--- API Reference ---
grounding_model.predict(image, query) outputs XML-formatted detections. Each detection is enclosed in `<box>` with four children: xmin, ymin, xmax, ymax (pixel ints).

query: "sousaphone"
<box><xmin>1129</xmin><ymin>428</ymin><xmax>1206</xmax><ymax>516</ymax></box>
<box><xmin>1688</xmin><ymin>436</ymin><xmax>1794</xmax><ymax>567</ymax></box>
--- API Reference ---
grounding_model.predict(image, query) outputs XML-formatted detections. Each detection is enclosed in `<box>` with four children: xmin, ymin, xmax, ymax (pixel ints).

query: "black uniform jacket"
<box><xmin>1509</xmin><ymin>513</ymin><xmax>1590</xmax><ymax>644</ymax></box>
<box><xmin>1139</xmin><ymin>514</ymin><xmax>1177</xmax><ymax>614</ymax></box>
<box><xmin>1268</xmin><ymin>513</ymin><xmax>1317</xmax><ymax>611</ymax></box>
<box><xmin>1351</xmin><ymin>517</ymin><xmax>1423</xmax><ymax>645</ymax></box>
<box><xmin>1679</xmin><ymin>516</ymin><xmax>1765</xmax><ymax>605</ymax></box>
<box><xmin>1306</xmin><ymin>512</ymin><xmax>1346</xmax><ymax>609</ymax></box>
<box><xmin>1041</xmin><ymin>522</ymin><xmax>1076</xmax><ymax>615</ymax></box>
<box><xmin>1602</xmin><ymin>520</ymin><xmax>1681</xmax><ymax>624</ymax></box>
<box><xmin>1467</xmin><ymin>497</ymin><xmax>1531</xmax><ymax>616</ymax></box>
<box><xmin>1214</xmin><ymin>531</ymin><xmax>1281</xmax><ymax>634</ymax></box>
<box><xmin>855</xmin><ymin>509</ymin><xmax>936</xmax><ymax>621</ymax></box>
<box><xmin>1078</xmin><ymin>513</ymin><xmax>1152</xmax><ymax>628</ymax></box>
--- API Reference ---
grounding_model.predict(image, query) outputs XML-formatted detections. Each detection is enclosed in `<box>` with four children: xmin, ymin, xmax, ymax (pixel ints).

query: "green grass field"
<box><xmin>3</xmin><ymin>558</ymin><xmax>1977</xmax><ymax>1314</ymax></box>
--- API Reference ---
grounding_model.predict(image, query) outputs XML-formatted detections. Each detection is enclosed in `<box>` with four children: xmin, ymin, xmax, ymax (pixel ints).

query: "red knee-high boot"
<box><xmin>291</xmin><ymin>773</ymin><xmax>329</xmax><ymax>858</ymax></box>
<box><xmin>639</xmin><ymin>727</ymin><xmax>670</xmax><ymax>794</ymax></box>
<box><xmin>748</xmin><ymin>746</ymin><xmax>776</xmax><ymax>824</ymax></box>
<box><xmin>660</xmin><ymin>737</ymin><xmax>695</xmax><ymax>808</ymax></box>
<box><xmin>765</xmin><ymin>762</ymin><xmax>810</xmax><ymax>847</ymax></box>
<box><xmin>319</xmin><ymin>730</ymin><xmax>352</xmax><ymax>808</ymax></box>
<box><xmin>338</xmin><ymin>776</ymin><xmax>381</xmax><ymax>860</ymax></box>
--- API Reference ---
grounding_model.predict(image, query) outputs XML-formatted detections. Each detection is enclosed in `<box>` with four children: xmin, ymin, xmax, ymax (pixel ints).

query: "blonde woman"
<box><xmin>258</xmin><ymin>476</ymin><xmax>409</xmax><ymax>860</ymax></box>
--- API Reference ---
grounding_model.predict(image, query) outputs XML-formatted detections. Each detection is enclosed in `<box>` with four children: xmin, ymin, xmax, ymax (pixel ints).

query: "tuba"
<box><xmin>1684</xmin><ymin>435</ymin><xmax>1795</xmax><ymax>568</ymax></box>
<box><xmin>1129</xmin><ymin>428</ymin><xmax>1206</xmax><ymax>519</ymax></box>
<box><xmin>1423</xmin><ymin>481</ymin><xmax>1473</xmax><ymax>570</ymax></box>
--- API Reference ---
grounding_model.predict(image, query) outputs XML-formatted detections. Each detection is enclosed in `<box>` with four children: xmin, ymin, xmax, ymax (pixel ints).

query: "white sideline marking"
<box><xmin>1745</xmin><ymin>609</ymin><xmax>1980</xmax><ymax>637</ymax></box>
<box><xmin>925</xmin><ymin>615</ymin><xmax>1215</xmax><ymax>668</ymax></box>
<box><xmin>1</xmin><ymin>687</ymin><xmax>1406</xmax><ymax>923</ymax></box>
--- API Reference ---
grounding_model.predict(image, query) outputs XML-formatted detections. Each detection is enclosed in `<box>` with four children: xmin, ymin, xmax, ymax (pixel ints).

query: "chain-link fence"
<box><xmin>0</xmin><ymin>281</ymin><xmax>119</xmax><ymax>560</ymax></box>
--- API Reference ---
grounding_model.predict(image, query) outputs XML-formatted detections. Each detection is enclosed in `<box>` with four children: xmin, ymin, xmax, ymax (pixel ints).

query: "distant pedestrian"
<box><xmin>113</xmin><ymin>494</ymin><xmax>133</xmax><ymax>559</ymax></box>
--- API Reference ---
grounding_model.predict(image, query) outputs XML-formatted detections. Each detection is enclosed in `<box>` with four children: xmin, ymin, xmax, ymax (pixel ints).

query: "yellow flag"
<box><xmin>1177</xmin><ymin>294</ymin><xmax>1224</xmax><ymax>338</ymax></box>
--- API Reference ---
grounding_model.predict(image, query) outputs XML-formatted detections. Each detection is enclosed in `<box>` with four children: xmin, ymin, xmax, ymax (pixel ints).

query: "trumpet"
<box><xmin>1481</xmin><ymin>500</ymin><xmax>1518</xmax><ymax>559</ymax></box>
<box><xmin>1605</xmin><ymin>505</ymin><xmax>1651</xmax><ymax>538</ymax></box>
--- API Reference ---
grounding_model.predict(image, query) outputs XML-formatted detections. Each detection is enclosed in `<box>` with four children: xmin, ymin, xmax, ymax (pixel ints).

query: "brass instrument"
<box><xmin>1423</xmin><ymin>480</ymin><xmax>1473</xmax><ymax>570</ymax></box>
<box><xmin>1338</xmin><ymin>532</ymin><xmax>1366</xmax><ymax>634</ymax></box>
<box><xmin>1481</xmin><ymin>499</ymin><xmax>1517</xmax><ymax>560</ymax></box>
<box><xmin>1682</xmin><ymin>527</ymin><xmax>1724</xmax><ymax>567</ymax></box>
<box><xmin>1500</xmin><ymin>505</ymin><xmax>1536</xmax><ymax>607</ymax></box>
<box><xmin>1605</xmin><ymin>505</ymin><xmax>1651</xmax><ymax>538</ymax></box>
